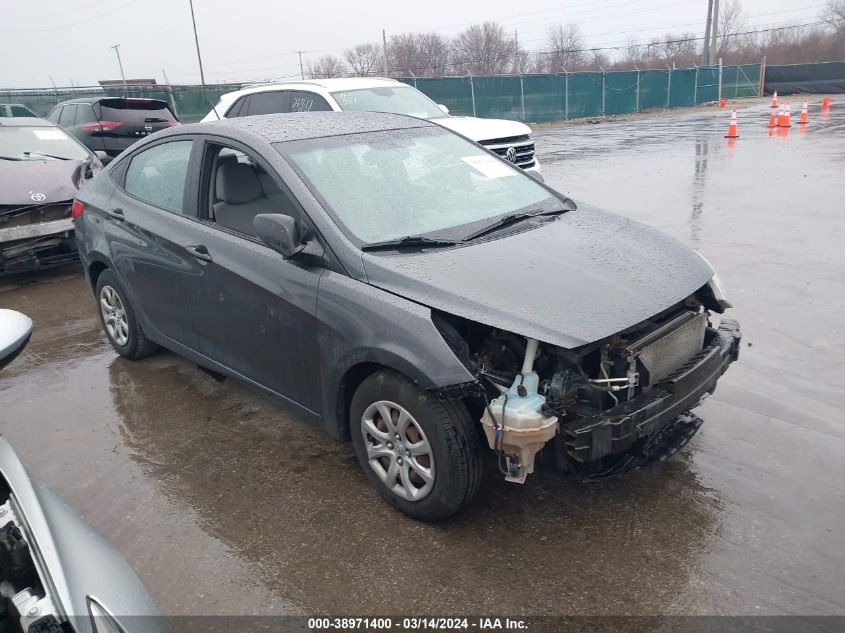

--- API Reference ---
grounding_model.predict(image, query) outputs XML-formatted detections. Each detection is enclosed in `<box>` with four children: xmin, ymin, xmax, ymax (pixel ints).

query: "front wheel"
<box><xmin>350</xmin><ymin>370</ymin><xmax>482</xmax><ymax>522</ymax></box>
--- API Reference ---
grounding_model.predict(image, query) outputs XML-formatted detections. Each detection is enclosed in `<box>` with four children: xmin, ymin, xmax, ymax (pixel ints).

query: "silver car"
<box><xmin>0</xmin><ymin>308</ymin><xmax>162</xmax><ymax>633</ymax></box>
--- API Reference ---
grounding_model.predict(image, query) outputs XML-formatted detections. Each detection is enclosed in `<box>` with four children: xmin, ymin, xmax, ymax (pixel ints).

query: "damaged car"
<box><xmin>71</xmin><ymin>112</ymin><xmax>740</xmax><ymax>522</ymax></box>
<box><xmin>0</xmin><ymin>309</ymin><xmax>162</xmax><ymax>632</ymax></box>
<box><xmin>0</xmin><ymin>117</ymin><xmax>101</xmax><ymax>274</ymax></box>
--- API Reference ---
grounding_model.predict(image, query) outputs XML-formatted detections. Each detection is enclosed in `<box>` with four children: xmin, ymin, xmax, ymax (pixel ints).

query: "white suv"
<box><xmin>202</xmin><ymin>77</ymin><xmax>541</xmax><ymax>176</ymax></box>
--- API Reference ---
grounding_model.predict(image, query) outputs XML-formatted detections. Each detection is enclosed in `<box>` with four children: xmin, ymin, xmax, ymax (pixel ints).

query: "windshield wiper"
<box><xmin>23</xmin><ymin>151</ymin><xmax>71</xmax><ymax>160</ymax></box>
<box><xmin>461</xmin><ymin>207</ymin><xmax>570</xmax><ymax>242</ymax></box>
<box><xmin>361</xmin><ymin>235</ymin><xmax>460</xmax><ymax>252</ymax></box>
<box><xmin>0</xmin><ymin>155</ymin><xmax>24</xmax><ymax>161</ymax></box>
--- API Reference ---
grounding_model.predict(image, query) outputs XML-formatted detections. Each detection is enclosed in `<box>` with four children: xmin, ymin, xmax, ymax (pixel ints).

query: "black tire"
<box><xmin>350</xmin><ymin>369</ymin><xmax>482</xmax><ymax>522</ymax></box>
<box><xmin>94</xmin><ymin>269</ymin><xmax>158</xmax><ymax>360</ymax></box>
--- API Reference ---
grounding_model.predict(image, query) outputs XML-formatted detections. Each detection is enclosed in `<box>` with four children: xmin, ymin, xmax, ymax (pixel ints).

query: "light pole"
<box><xmin>110</xmin><ymin>44</ymin><xmax>127</xmax><ymax>85</ymax></box>
<box><xmin>295</xmin><ymin>50</ymin><xmax>305</xmax><ymax>80</ymax></box>
<box><xmin>188</xmin><ymin>0</ymin><xmax>206</xmax><ymax>85</ymax></box>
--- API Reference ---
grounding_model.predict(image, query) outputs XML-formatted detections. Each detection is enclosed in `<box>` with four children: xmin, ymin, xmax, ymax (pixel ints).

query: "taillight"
<box><xmin>80</xmin><ymin>121</ymin><xmax>123</xmax><ymax>133</ymax></box>
<box><xmin>71</xmin><ymin>200</ymin><xmax>85</xmax><ymax>220</ymax></box>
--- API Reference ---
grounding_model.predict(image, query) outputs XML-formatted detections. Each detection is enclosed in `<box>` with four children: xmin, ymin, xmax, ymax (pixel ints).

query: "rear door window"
<box><xmin>288</xmin><ymin>91</ymin><xmax>332</xmax><ymax>112</ymax></box>
<box><xmin>99</xmin><ymin>99</ymin><xmax>176</xmax><ymax>123</ymax></box>
<box><xmin>124</xmin><ymin>140</ymin><xmax>194</xmax><ymax>214</ymax></box>
<box><xmin>245</xmin><ymin>91</ymin><xmax>289</xmax><ymax>116</ymax></box>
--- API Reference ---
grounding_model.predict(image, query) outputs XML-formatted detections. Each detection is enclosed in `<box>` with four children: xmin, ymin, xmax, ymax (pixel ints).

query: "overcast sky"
<box><xmin>1</xmin><ymin>0</ymin><xmax>819</xmax><ymax>88</ymax></box>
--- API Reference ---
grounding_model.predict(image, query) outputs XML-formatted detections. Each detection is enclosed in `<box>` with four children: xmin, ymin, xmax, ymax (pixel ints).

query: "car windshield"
<box><xmin>279</xmin><ymin>126</ymin><xmax>557</xmax><ymax>245</ymax></box>
<box><xmin>0</xmin><ymin>126</ymin><xmax>89</xmax><ymax>160</ymax></box>
<box><xmin>331</xmin><ymin>86</ymin><xmax>447</xmax><ymax>120</ymax></box>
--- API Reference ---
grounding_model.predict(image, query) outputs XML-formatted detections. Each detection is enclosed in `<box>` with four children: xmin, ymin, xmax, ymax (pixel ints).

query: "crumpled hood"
<box><xmin>0</xmin><ymin>159</ymin><xmax>87</xmax><ymax>206</ymax></box>
<box><xmin>434</xmin><ymin>116</ymin><xmax>532</xmax><ymax>142</ymax></box>
<box><xmin>362</xmin><ymin>204</ymin><xmax>714</xmax><ymax>349</ymax></box>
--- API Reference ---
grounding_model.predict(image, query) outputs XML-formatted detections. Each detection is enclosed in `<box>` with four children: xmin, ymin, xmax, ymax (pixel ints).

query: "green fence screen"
<box><xmin>1</xmin><ymin>63</ymin><xmax>760</xmax><ymax>125</ymax></box>
<box><xmin>403</xmin><ymin>64</ymin><xmax>760</xmax><ymax>123</ymax></box>
<box><xmin>0</xmin><ymin>83</ymin><xmax>243</xmax><ymax>123</ymax></box>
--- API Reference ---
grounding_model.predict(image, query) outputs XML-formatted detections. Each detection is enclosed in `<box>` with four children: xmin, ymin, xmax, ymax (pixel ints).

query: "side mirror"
<box><xmin>437</xmin><ymin>104</ymin><xmax>450</xmax><ymax>115</ymax></box>
<box><xmin>0</xmin><ymin>309</ymin><xmax>33</xmax><ymax>370</ymax></box>
<box><xmin>253</xmin><ymin>213</ymin><xmax>303</xmax><ymax>259</ymax></box>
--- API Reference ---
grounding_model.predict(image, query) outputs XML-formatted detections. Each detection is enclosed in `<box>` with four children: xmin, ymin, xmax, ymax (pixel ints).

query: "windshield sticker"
<box><xmin>33</xmin><ymin>130</ymin><xmax>67</xmax><ymax>140</ymax></box>
<box><xmin>461</xmin><ymin>155</ymin><xmax>517</xmax><ymax>179</ymax></box>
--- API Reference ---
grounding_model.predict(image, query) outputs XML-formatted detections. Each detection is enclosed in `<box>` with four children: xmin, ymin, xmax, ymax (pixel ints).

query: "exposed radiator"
<box><xmin>628</xmin><ymin>312</ymin><xmax>707</xmax><ymax>384</ymax></box>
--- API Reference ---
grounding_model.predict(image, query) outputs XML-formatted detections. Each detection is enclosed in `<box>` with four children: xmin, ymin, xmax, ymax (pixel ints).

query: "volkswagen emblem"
<box><xmin>30</xmin><ymin>192</ymin><xmax>46</xmax><ymax>202</ymax></box>
<box><xmin>144</xmin><ymin>123</ymin><xmax>153</xmax><ymax>132</ymax></box>
<box><xmin>505</xmin><ymin>146</ymin><xmax>517</xmax><ymax>163</ymax></box>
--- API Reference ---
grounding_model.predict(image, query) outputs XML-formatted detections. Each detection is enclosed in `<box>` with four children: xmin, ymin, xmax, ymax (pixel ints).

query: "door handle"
<box><xmin>186</xmin><ymin>245</ymin><xmax>213</xmax><ymax>263</ymax></box>
<box><xmin>107</xmin><ymin>208</ymin><xmax>124</xmax><ymax>220</ymax></box>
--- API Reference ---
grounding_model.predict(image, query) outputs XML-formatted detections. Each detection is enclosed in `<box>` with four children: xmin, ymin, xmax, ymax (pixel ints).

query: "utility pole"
<box><xmin>188</xmin><ymin>0</ymin><xmax>206</xmax><ymax>85</ymax></box>
<box><xmin>110</xmin><ymin>44</ymin><xmax>127</xmax><ymax>85</ymax></box>
<box><xmin>382</xmin><ymin>29</ymin><xmax>389</xmax><ymax>77</ymax></box>
<box><xmin>702</xmin><ymin>0</ymin><xmax>713</xmax><ymax>65</ymax></box>
<box><xmin>295</xmin><ymin>51</ymin><xmax>305</xmax><ymax>80</ymax></box>
<box><xmin>709</xmin><ymin>0</ymin><xmax>720</xmax><ymax>66</ymax></box>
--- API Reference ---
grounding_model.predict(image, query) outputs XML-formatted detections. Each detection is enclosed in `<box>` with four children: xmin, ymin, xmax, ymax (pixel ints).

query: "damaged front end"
<box><xmin>435</xmin><ymin>283</ymin><xmax>741</xmax><ymax>483</ymax></box>
<box><xmin>0</xmin><ymin>202</ymin><xmax>78</xmax><ymax>274</ymax></box>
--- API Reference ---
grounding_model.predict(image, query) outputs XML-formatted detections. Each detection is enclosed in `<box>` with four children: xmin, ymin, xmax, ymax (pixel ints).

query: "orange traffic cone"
<box><xmin>770</xmin><ymin>91</ymin><xmax>778</xmax><ymax>108</ymax></box>
<box><xmin>779</xmin><ymin>102</ymin><xmax>792</xmax><ymax>128</ymax></box>
<box><xmin>725</xmin><ymin>109</ymin><xmax>739</xmax><ymax>139</ymax></box>
<box><xmin>767</xmin><ymin>108</ymin><xmax>777</xmax><ymax>128</ymax></box>
<box><xmin>719</xmin><ymin>98</ymin><xmax>727</xmax><ymax>108</ymax></box>
<box><xmin>822</xmin><ymin>97</ymin><xmax>832</xmax><ymax>110</ymax></box>
<box><xmin>798</xmin><ymin>100</ymin><xmax>808</xmax><ymax>125</ymax></box>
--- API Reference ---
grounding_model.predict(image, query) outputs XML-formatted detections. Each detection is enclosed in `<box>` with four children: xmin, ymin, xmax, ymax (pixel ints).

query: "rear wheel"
<box><xmin>350</xmin><ymin>370</ymin><xmax>482</xmax><ymax>522</ymax></box>
<box><xmin>95</xmin><ymin>270</ymin><xmax>157</xmax><ymax>360</ymax></box>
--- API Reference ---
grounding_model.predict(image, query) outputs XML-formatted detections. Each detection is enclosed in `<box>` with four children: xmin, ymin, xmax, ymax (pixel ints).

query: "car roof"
<box><xmin>0</xmin><ymin>116</ymin><xmax>55</xmax><ymax>127</ymax></box>
<box><xmin>223</xmin><ymin>77</ymin><xmax>404</xmax><ymax>100</ymax></box>
<box><xmin>173</xmin><ymin>111</ymin><xmax>434</xmax><ymax>144</ymax></box>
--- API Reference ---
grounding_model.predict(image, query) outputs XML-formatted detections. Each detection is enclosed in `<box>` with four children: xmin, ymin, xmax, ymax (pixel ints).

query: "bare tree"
<box><xmin>451</xmin><ymin>21</ymin><xmax>517</xmax><ymax>75</ymax></box>
<box><xmin>545</xmin><ymin>23</ymin><xmax>586</xmax><ymax>72</ymax></box>
<box><xmin>345</xmin><ymin>44</ymin><xmax>381</xmax><ymax>77</ymax></box>
<box><xmin>307</xmin><ymin>55</ymin><xmax>346</xmax><ymax>79</ymax></box>
<box><xmin>716</xmin><ymin>0</ymin><xmax>749</xmax><ymax>58</ymax></box>
<box><xmin>660</xmin><ymin>33</ymin><xmax>699</xmax><ymax>68</ymax></box>
<box><xmin>387</xmin><ymin>32</ymin><xmax>450</xmax><ymax>76</ymax></box>
<box><xmin>585</xmin><ymin>50</ymin><xmax>611</xmax><ymax>70</ymax></box>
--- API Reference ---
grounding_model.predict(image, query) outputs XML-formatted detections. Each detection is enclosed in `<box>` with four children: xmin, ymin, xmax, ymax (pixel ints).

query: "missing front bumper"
<box><xmin>555</xmin><ymin>318</ymin><xmax>741</xmax><ymax>473</ymax></box>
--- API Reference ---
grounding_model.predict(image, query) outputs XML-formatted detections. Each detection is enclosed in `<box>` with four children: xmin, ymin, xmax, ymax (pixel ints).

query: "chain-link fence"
<box><xmin>400</xmin><ymin>63</ymin><xmax>762</xmax><ymax>122</ymax></box>
<box><xmin>0</xmin><ymin>83</ymin><xmax>243</xmax><ymax>123</ymax></box>
<box><xmin>1</xmin><ymin>62</ymin><xmax>762</xmax><ymax>125</ymax></box>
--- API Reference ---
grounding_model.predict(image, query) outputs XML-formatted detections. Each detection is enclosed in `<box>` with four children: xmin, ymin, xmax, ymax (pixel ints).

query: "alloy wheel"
<box><xmin>99</xmin><ymin>285</ymin><xmax>129</xmax><ymax>347</ymax></box>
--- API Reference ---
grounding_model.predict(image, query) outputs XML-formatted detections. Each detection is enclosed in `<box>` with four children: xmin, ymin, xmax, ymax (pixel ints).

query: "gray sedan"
<box><xmin>71</xmin><ymin>112</ymin><xmax>740</xmax><ymax>522</ymax></box>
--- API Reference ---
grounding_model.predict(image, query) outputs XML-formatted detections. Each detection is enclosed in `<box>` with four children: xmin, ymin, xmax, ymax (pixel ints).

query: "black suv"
<box><xmin>47</xmin><ymin>97</ymin><xmax>178</xmax><ymax>162</ymax></box>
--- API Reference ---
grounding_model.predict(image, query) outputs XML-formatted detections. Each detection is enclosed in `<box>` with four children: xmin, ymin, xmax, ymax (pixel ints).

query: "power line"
<box><xmin>0</xmin><ymin>0</ymin><xmax>145</xmax><ymax>33</ymax></box>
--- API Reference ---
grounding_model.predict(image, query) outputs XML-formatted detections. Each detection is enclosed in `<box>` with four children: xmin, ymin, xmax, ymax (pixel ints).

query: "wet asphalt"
<box><xmin>0</xmin><ymin>98</ymin><xmax>843</xmax><ymax>617</ymax></box>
